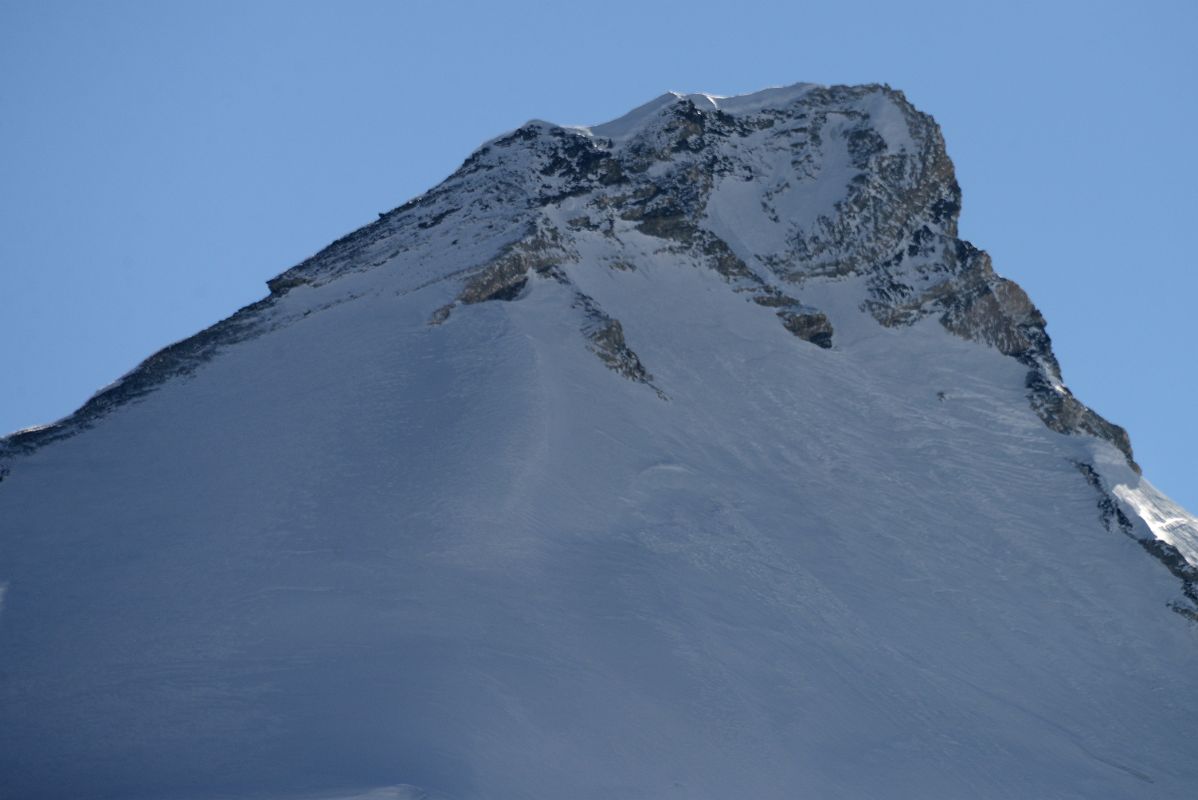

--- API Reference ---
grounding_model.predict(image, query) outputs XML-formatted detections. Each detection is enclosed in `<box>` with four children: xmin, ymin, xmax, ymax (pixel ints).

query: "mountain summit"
<box><xmin>3</xmin><ymin>83</ymin><xmax>1197</xmax><ymax>799</ymax></box>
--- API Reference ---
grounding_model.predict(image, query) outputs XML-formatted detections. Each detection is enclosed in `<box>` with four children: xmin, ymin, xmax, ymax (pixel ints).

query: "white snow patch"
<box><xmin>855</xmin><ymin>89</ymin><xmax>917</xmax><ymax>153</ymax></box>
<box><xmin>587</xmin><ymin>92</ymin><xmax>682</xmax><ymax>141</ymax></box>
<box><xmin>1114</xmin><ymin>479</ymin><xmax>1198</xmax><ymax>565</ymax></box>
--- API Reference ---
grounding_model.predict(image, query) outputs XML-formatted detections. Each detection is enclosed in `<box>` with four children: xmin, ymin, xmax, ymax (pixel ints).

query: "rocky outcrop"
<box><xmin>779</xmin><ymin>310</ymin><xmax>834</xmax><ymax>349</ymax></box>
<box><xmin>458</xmin><ymin>228</ymin><xmax>572</xmax><ymax>305</ymax></box>
<box><xmin>751</xmin><ymin>292</ymin><xmax>834</xmax><ymax>348</ymax></box>
<box><xmin>575</xmin><ymin>295</ymin><xmax>663</xmax><ymax>397</ymax></box>
<box><xmin>1032</xmin><ymin>376</ymin><xmax>1136</xmax><ymax>469</ymax></box>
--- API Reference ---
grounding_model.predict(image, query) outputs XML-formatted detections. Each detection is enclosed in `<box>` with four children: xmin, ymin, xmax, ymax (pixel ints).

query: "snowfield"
<box><xmin>1</xmin><ymin>83</ymin><xmax>1196</xmax><ymax>800</ymax></box>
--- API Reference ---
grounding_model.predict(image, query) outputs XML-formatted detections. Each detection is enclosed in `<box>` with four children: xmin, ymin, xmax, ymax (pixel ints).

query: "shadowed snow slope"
<box><xmin>1</xmin><ymin>83</ymin><xmax>1196</xmax><ymax>800</ymax></box>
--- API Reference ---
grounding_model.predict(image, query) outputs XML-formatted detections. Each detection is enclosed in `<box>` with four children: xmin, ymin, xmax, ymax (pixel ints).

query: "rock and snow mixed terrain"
<box><xmin>1</xmin><ymin>83</ymin><xmax>1196</xmax><ymax>799</ymax></box>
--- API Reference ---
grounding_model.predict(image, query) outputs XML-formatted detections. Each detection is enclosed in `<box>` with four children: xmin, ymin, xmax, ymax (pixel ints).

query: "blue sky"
<box><xmin>2</xmin><ymin>0</ymin><xmax>1194</xmax><ymax>510</ymax></box>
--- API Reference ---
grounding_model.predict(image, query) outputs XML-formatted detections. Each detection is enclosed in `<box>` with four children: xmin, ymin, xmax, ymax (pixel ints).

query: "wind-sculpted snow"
<box><xmin>1</xmin><ymin>84</ymin><xmax>1196</xmax><ymax>800</ymax></box>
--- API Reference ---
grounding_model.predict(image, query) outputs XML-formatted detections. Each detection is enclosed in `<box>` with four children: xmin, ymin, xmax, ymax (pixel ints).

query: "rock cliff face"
<box><xmin>2</xmin><ymin>84</ymin><xmax>1197</xmax><ymax>800</ymax></box>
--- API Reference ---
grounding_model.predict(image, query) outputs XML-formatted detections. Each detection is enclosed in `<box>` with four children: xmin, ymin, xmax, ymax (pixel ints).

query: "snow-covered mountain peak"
<box><xmin>5</xmin><ymin>84</ymin><xmax>1133</xmax><ymax>478</ymax></box>
<box><xmin>2</xmin><ymin>83</ymin><xmax>1197</xmax><ymax>800</ymax></box>
<box><xmin>280</xmin><ymin>83</ymin><xmax>950</xmax><ymax>291</ymax></box>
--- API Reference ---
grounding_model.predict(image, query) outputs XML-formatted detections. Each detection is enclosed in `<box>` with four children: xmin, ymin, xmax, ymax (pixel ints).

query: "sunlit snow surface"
<box><xmin>1113</xmin><ymin>479</ymin><xmax>1198</xmax><ymax>564</ymax></box>
<box><xmin>1</xmin><ymin>84</ymin><xmax>1196</xmax><ymax>800</ymax></box>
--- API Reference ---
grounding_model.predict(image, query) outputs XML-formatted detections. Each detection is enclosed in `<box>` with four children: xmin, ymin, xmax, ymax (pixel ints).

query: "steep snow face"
<box><xmin>1</xmin><ymin>84</ymin><xmax>1197</xmax><ymax>800</ymax></box>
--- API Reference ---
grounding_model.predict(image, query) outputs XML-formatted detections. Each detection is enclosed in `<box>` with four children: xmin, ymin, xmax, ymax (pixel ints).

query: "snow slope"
<box><xmin>1</xmin><ymin>83</ymin><xmax>1196</xmax><ymax>800</ymax></box>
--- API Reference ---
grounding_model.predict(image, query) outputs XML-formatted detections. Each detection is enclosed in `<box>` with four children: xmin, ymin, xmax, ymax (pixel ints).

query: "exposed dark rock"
<box><xmin>538</xmin><ymin>129</ymin><xmax>626</xmax><ymax>187</ymax></box>
<box><xmin>572</xmin><ymin>292</ymin><xmax>665</xmax><ymax>398</ymax></box>
<box><xmin>588</xmin><ymin>317</ymin><xmax>651</xmax><ymax>382</ymax></box>
<box><xmin>1032</xmin><ymin>375</ymin><xmax>1136</xmax><ymax>471</ymax></box>
<box><xmin>1075</xmin><ymin>462</ymin><xmax>1135</xmax><ymax>535</ymax></box>
<box><xmin>847</xmin><ymin>128</ymin><xmax>887</xmax><ymax>166</ymax></box>
<box><xmin>266</xmin><ymin>275</ymin><xmax>310</xmax><ymax>296</ymax></box>
<box><xmin>459</xmin><ymin>229</ymin><xmax>571</xmax><ymax>305</ymax></box>
<box><xmin>779</xmin><ymin>310</ymin><xmax>834</xmax><ymax>349</ymax></box>
<box><xmin>566</xmin><ymin>216</ymin><xmax>598</xmax><ymax>232</ymax></box>
<box><xmin>697</xmin><ymin>233</ymin><xmax>755</xmax><ymax>280</ymax></box>
<box><xmin>460</xmin><ymin>260</ymin><xmax>532</xmax><ymax>305</ymax></box>
<box><xmin>632</xmin><ymin>209</ymin><xmax>694</xmax><ymax>243</ymax></box>
<box><xmin>751</xmin><ymin>290</ymin><xmax>800</xmax><ymax>308</ymax></box>
<box><xmin>417</xmin><ymin>207</ymin><xmax>460</xmax><ymax>229</ymax></box>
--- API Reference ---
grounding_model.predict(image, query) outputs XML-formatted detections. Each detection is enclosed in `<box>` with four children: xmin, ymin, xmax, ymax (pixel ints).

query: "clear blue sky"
<box><xmin>2</xmin><ymin>0</ymin><xmax>1194</xmax><ymax>510</ymax></box>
